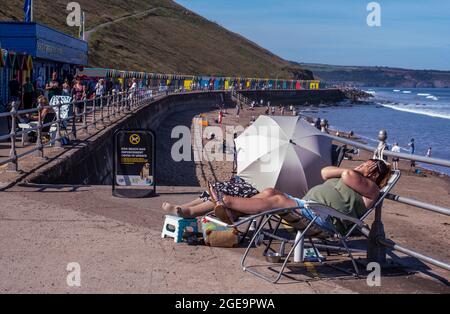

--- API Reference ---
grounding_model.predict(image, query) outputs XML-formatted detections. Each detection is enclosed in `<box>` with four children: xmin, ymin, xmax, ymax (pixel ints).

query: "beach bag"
<box><xmin>201</xmin><ymin>218</ymin><xmax>239</xmax><ymax>248</ymax></box>
<box><xmin>211</xmin><ymin>176</ymin><xmax>259</xmax><ymax>199</ymax></box>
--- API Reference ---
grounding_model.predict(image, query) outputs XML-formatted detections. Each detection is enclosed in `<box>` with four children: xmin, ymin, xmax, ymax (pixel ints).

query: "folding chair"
<box><xmin>204</xmin><ymin>170</ymin><xmax>401</xmax><ymax>283</ymax></box>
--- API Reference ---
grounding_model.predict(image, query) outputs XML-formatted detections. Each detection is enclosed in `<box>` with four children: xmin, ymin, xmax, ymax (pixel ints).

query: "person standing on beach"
<box><xmin>408</xmin><ymin>138</ymin><xmax>416</xmax><ymax>168</ymax></box>
<box><xmin>235</xmin><ymin>103</ymin><xmax>240</xmax><ymax>120</ymax></box>
<box><xmin>45</xmin><ymin>72</ymin><xmax>61</xmax><ymax>102</ymax></box>
<box><xmin>426</xmin><ymin>147</ymin><xmax>432</xmax><ymax>158</ymax></box>
<box><xmin>391</xmin><ymin>142</ymin><xmax>401</xmax><ymax>170</ymax></box>
<box><xmin>314</xmin><ymin>117</ymin><xmax>321</xmax><ymax>130</ymax></box>
<box><xmin>218</xmin><ymin>109</ymin><xmax>223</xmax><ymax>124</ymax></box>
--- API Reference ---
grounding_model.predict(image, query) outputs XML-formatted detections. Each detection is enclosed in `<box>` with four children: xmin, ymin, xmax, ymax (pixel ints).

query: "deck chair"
<box><xmin>18</xmin><ymin>112</ymin><xmax>57</xmax><ymax>146</ymax></box>
<box><xmin>204</xmin><ymin>170</ymin><xmax>401</xmax><ymax>283</ymax></box>
<box><xmin>222</xmin><ymin>144</ymin><xmax>349</xmax><ymax>241</ymax></box>
<box><xmin>49</xmin><ymin>97</ymin><xmax>72</xmax><ymax>144</ymax></box>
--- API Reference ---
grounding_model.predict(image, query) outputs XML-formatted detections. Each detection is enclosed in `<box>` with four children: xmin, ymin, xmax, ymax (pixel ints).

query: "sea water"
<box><xmin>305</xmin><ymin>88</ymin><xmax>450</xmax><ymax>175</ymax></box>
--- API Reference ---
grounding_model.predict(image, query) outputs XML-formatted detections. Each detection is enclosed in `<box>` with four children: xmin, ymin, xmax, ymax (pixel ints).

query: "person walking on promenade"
<box><xmin>391</xmin><ymin>142</ymin><xmax>401</xmax><ymax>171</ymax></box>
<box><xmin>22</xmin><ymin>77</ymin><xmax>35</xmax><ymax>110</ymax></box>
<box><xmin>129</xmin><ymin>78</ymin><xmax>138</xmax><ymax>107</ymax></box>
<box><xmin>235</xmin><ymin>103</ymin><xmax>240</xmax><ymax>120</ymax></box>
<box><xmin>426</xmin><ymin>147</ymin><xmax>432</xmax><ymax>158</ymax></box>
<box><xmin>8</xmin><ymin>75</ymin><xmax>21</xmax><ymax>105</ymax></box>
<box><xmin>46</xmin><ymin>72</ymin><xmax>61</xmax><ymax>102</ymax></box>
<box><xmin>62</xmin><ymin>79</ymin><xmax>71</xmax><ymax>96</ymax></box>
<box><xmin>280</xmin><ymin>106</ymin><xmax>285</xmax><ymax>115</ymax></box>
<box><xmin>408</xmin><ymin>138</ymin><xmax>416</xmax><ymax>168</ymax></box>
<box><xmin>218</xmin><ymin>109</ymin><xmax>223</xmax><ymax>125</ymax></box>
<box><xmin>71</xmin><ymin>77</ymin><xmax>86</xmax><ymax>122</ymax></box>
<box><xmin>95</xmin><ymin>79</ymin><xmax>106</xmax><ymax>105</ymax></box>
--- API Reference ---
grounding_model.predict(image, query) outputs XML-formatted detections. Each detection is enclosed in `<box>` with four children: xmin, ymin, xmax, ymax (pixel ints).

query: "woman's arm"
<box><xmin>341</xmin><ymin>170</ymin><xmax>380</xmax><ymax>206</ymax></box>
<box><xmin>321</xmin><ymin>166</ymin><xmax>349</xmax><ymax>180</ymax></box>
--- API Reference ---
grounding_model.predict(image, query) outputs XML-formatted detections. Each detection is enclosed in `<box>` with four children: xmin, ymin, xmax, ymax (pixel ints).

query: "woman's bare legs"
<box><xmin>223</xmin><ymin>188</ymin><xmax>297</xmax><ymax>215</ymax></box>
<box><xmin>162</xmin><ymin>197</ymin><xmax>204</xmax><ymax>211</ymax></box>
<box><xmin>162</xmin><ymin>200</ymin><xmax>215</xmax><ymax>218</ymax></box>
<box><xmin>162</xmin><ymin>188</ymin><xmax>290</xmax><ymax>218</ymax></box>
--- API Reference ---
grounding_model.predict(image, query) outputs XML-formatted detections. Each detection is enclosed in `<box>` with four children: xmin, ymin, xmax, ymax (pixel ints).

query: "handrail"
<box><xmin>324</xmin><ymin>133</ymin><xmax>450</xmax><ymax>168</ymax></box>
<box><xmin>319</xmin><ymin>127</ymin><xmax>450</xmax><ymax>272</ymax></box>
<box><xmin>0</xmin><ymin>86</ymin><xmax>182</xmax><ymax>171</ymax></box>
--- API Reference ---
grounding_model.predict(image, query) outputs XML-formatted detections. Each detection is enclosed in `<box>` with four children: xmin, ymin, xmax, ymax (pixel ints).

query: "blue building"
<box><xmin>0</xmin><ymin>22</ymin><xmax>88</xmax><ymax>110</ymax></box>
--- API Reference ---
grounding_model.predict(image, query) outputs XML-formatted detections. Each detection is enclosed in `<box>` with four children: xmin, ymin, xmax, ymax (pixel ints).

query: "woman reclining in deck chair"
<box><xmin>163</xmin><ymin>159</ymin><xmax>391</xmax><ymax>234</ymax></box>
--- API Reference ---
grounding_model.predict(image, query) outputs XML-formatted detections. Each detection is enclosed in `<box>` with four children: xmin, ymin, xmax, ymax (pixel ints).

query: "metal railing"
<box><xmin>322</xmin><ymin>130</ymin><xmax>450</xmax><ymax>272</ymax></box>
<box><xmin>231</xmin><ymin>89</ymin><xmax>253</xmax><ymax>108</ymax></box>
<box><xmin>0</xmin><ymin>86</ymin><xmax>186</xmax><ymax>171</ymax></box>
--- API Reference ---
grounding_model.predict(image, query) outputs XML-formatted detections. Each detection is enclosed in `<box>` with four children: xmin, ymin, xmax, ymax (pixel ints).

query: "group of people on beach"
<box><xmin>390</xmin><ymin>138</ymin><xmax>432</xmax><ymax>171</ymax></box>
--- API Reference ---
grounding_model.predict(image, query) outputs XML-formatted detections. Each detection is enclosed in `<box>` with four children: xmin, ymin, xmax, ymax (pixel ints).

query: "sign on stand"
<box><xmin>113</xmin><ymin>129</ymin><xmax>156</xmax><ymax>198</ymax></box>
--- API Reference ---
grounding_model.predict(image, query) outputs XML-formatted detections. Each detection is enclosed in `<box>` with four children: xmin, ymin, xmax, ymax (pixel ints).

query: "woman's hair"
<box><xmin>37</xmin><ymin>95</ymin><xmax>48</xmax><ymax>106</ymax></box>
<box><xmin>369</xmin><ymin>159</ymin><xmax>391</xmax><ymax>188</ymax></box>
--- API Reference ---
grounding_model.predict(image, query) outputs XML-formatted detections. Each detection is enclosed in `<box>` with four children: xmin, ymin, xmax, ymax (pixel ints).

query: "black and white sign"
<box><xmin>113</xmin><ymin>129</ymin><xmax>156</xmax><ymax>198</ymax></box>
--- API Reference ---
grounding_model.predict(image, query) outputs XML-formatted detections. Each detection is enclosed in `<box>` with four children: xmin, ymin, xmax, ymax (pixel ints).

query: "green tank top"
<box><xmin>304</xmin><ymin>178</ymin><xmax>367</xmax><ymax>234</ymax></box>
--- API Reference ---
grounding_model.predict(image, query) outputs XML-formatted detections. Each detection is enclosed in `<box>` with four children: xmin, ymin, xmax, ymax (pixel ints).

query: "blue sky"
<box><xmin>175</xmin><ymin>0</ymin><xmax>450</xmax><ymax>70</ymax></box>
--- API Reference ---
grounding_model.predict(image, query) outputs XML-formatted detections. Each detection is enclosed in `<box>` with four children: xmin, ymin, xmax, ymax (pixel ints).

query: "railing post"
<box><xmin>82</xmin><ymin>99</ymin><xmax>88</xmax><ymax>133</ymax></box>
<box><xmin>368</xmin><ymin>129</ymin><xmax>389</xmax><ymax>264</ymax></box>
<box><xmin>373</xmin><ymin>129</ymin><xmax>388</xmax><ymax>161</ymax></box>
<box><xmin>54</xmin><ymin>99</ymin><xmax>62</xmax><ymax>148</ymax></box>
<box><xmin>114</xmin><ymin>92</ymin><xmax>119</xmax><ymax>118</ymax></box>
<box><xmin>118</xmin><ymin>90</ymin><xmax>122</xmax><ymax>114</ymax></box>
<box><xmin>120</xmin><ymin>90</ymin><xmax>125</xmax><ymax>114</ymax></box>
<box><xmin>35</xmin><ymin>101</ymin><xmax>44</xmax><ymax>157</ymax></box>
<box><xmin>92</xmin><ymin>97</ymin><xmax>97</xmax><ymax>129</ymax></box>
<box><xmin>127</xmin><ymin>89</ymin><xmax>131</xmax><ymax>111</ymax></box>
<box><xmin>100</xmin><ymin>95</ymin><xmax>104</xmax><ymax>124</ymax></box>
<box><xmin>121</xmin><ymin>91</ymin><xmax>124</xmax><ymax>112</ymax></box>
<box><xmin>7</xmin><ymin>102</ymin><xmax>18</xmax><ymax>172</ymax></box>
<box><xmin>367</xmin><ymin>201</ymin><xmax>387</xmax><ymax>264</ymax></box>
<box><xmin>71</xmin><ymin>100</ymin><xmax>77</xmax><ymax>140</ymax></box>
<box><xmin>106</xmin><ymin>92</ymin><xmax>111</xmax><ymax>123</ymax></box>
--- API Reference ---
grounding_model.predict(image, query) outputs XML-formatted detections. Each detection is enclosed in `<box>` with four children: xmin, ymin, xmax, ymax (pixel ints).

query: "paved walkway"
<box><xmin>1</xmin><ymin>185</ymin><xmax>448</xmax><ymax>293</ymax></box>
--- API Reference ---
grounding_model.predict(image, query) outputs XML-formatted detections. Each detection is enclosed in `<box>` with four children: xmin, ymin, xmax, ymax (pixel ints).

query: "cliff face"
<box><xmin>1</xmin><ymin>0</ymin><xmax>313</xmax><ymax>79</ymax></box>
<box><xmin>297</xmin><ymin>63</ymin><xmax>450</xmax><ymax>88</ymax></box>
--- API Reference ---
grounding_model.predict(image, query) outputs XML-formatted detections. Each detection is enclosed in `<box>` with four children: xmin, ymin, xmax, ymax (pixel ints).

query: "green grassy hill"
<box><xmin>1</xmin><ymin>0</ymin><xmax>313</xmax><ymax>79</ymax></box>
